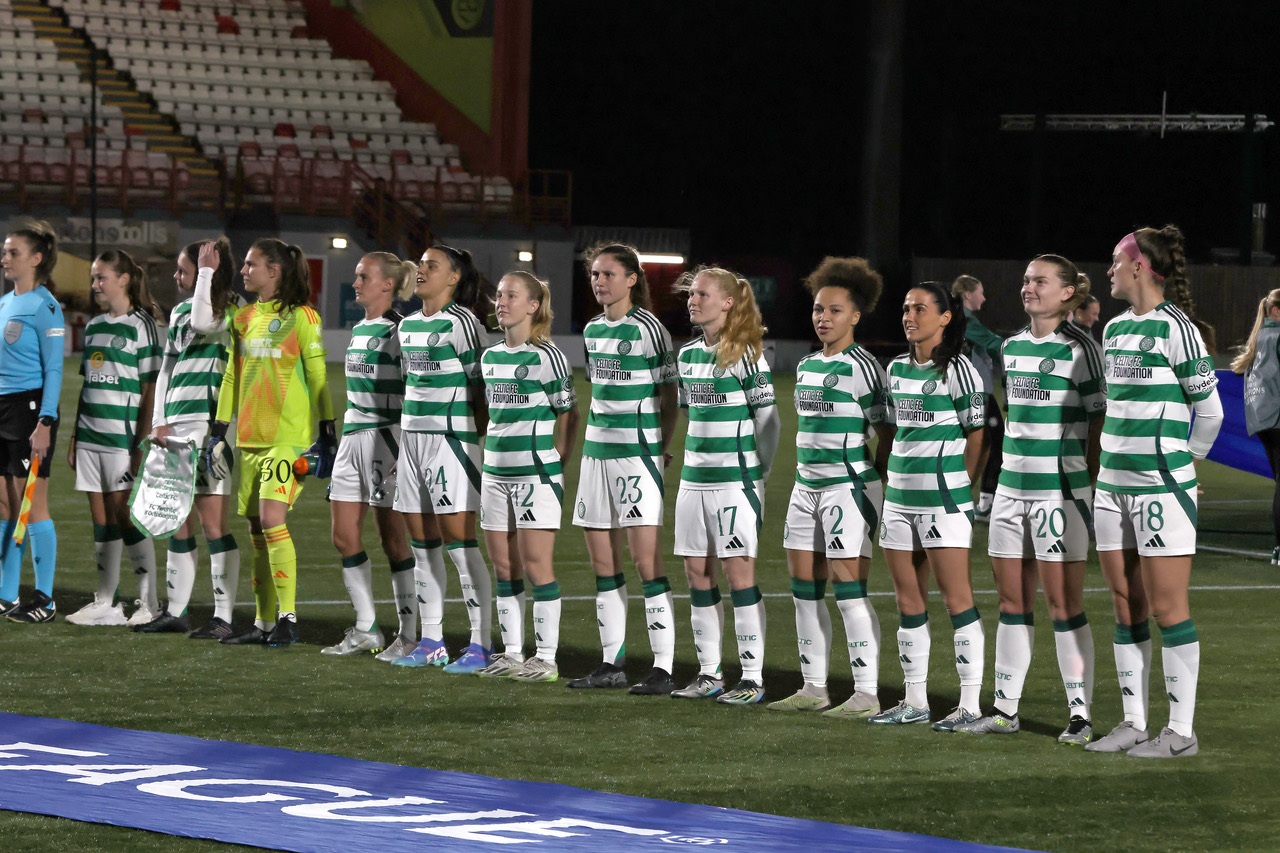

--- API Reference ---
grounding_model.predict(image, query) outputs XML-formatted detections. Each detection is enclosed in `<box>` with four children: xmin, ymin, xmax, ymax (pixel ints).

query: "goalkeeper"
<box><xmin>204</xmin><ymin>238</ymin><xmax>335</xmax><ymax>647</ymax></box>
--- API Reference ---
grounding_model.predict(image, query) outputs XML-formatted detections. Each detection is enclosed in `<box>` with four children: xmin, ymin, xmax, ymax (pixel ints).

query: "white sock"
<box><xmin>164</xmin><ymin>538</ymin><xmax>198</xmax><ymax>616</ymax></box>
<box><xmin>643</xmin><ymin>578</ymin><xmax>676</xmax><ymax>673</ymax></box>
<box><xmin>689</xmin><ymin>589</ymin><xmax>723</xmax><ymax>677</ymax></box>
<box><xmin>1114</xmin><ymin>623</ymin><xmax>1152</xmax><ymax>731</ymax></box>
<box><xmin>977</xmin><ymin>492</ymin><xmax>994</xmax><ymax>514</ymax></box>
<box><xmin>1159</xmin><ymin>620</ymin><xmax>1200</xmax><ymax>737</ymax></box>
<box><xmin>1054</xmin><ymin>616</ymin><xmax>1094</xmax><ymax>720</ymax></box>
<box><xmin>340</xmin><ymin>551</ymin><xmax>377</xmax><ymax>632</ymax></box>
<box><xmin>412</xmin><ymin>539</ymin><xmax>447</xmax><ymax>642</ymax></box>
<box><xmin>209</xmin><ymin>535</ymin><xmax>239</xmax><ymax>624</ymax></box>
<box><xmin>992</xmin><ymin>614</ymin><xmax>1033</xmax><ymax>716</ymax></box>
<box><xmin>532</xmin><ymin>583</ymin><xmax>561</xmax><ymax>662</ymax></box>
<box><xmin>953</xmin><ymin>611</ymin><xmax>985</xmax><ymax>713</ymax></box>
<box><xmin>835</xmin><ymin>588</ymin><xmax>880</xmax><ymax>695</ymax></box>
<box><xmin>899</xmin><ymin>615</ymin><xmax>930</xmax><ymax>709</ymax></box>
<box><xmin>732</xmin><ymin>587</ymin><xmax>766</xmax><ymax>682</ymax></box>
<box><xmin>94</xmin><ymin>528</ymin><xmax>123</xmax><ymax>602</ymax></box>
<box><xmin>448</xmin><ymin>542</ymin><xmax>491</xmax><ymax>649</ymax></box>
<box><xmin>390</xmin><ymin>561</ymin><xmax>418</xmax><ymax>640</ymax></box>
<box><xmin>495</xmin><ymin>582</ymin><xmax>526</xmax><ymax>657</ymax></box>
<box><xmin>596</xmin><ymin>574</ymin><xmax>628</xmax><ymax>666</ymax></box>
<box><xmin>126</xmin><ymin>534</ymin><xmax>159</xmax><ymax>611</ymax></box>
<box><xmin>791</xmin><ymin>584</ymin><xmax>830</xmax><ymax>689</ymax></box>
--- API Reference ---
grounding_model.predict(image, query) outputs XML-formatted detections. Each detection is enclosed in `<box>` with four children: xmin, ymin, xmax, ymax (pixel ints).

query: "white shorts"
<box><xmin>879</xmin><ymin>503</ymin><xmax>973</xmax><ymax>551</ymax></box>
<box><xmin>480</xmin><ymin>476</ymin><xmax>564</xmax><ymax>531</ymax></box>
<box><xmin>673</xmin><ymin>485</ymin><xmax>763</xmax><ymax>559</ymax></box>
<box><xmin>74</xmin><ymin>446</ymin><xmax>134</xmax><ymax>493</ymax></box>
<box><xmin>330</xmin><ymin>426</ymin><xmax>399</xmax><ymax>508</ymax></box>
<box><xmin>167</xmin><ymin>421</ymin><xmax>232</xmax><ymax>497</ymax></box>
<box><xmin>1094</xmin><ymin>488</ymin><xmax>1197</xmax><ymax>557</ymax></box>
<box><xmin>393</xmin><ymin>431</ymin><xmax>481</xmax><ymax>514</ymax></box>
<box><xmin>572</xmin><ymin>455</ymin><xmax>666</xmax><ymax>529</ymax></box>
<box><xmin>783</xmin><ymin>481</ymin><xmax>883</xmax><ymax>560</ymax></box>
<box><xmin>987</xmin><ymin>492</ymin><xmax>1090</xmax><ymax>562</ymax></box>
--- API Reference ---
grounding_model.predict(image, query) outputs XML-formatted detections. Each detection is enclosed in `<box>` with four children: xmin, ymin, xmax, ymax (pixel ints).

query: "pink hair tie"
<box><xmin>1118</xmin><ymin>232</ymin><xmax>1165</xmax><ymax>281</ymax></box>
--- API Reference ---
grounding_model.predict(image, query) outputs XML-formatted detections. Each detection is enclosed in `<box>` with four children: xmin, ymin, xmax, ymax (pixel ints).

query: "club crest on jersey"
<box><xmin>823</xmin><ymin>374</ymin><xmax>838</xmax><ymax>388</ymax></box>
<box><xmin>617</xmin><ymin>340</ymin><xmax>632</xmax><ymax>355</ymax></box>
<box><xmin>428</xmin><ymin>332</ymin><xmax>441</xmax><ymax>346</ymax></box>
<box><xmin>1039</xmin><ymin>358</ymin><xmax>1055</xmax><ymax>373</ymax></box>
<box><xmin>268</xmin><ymin>319</ymin><xmax>282</xmax><ymax>332</ymax></box>
<box><xmin>515</xmin><ymin>364</ymin><xmax>529</xmax><ymax>379</ymax></box>
<box><xmin>712</xmin><ymin>366</ymin><xmax>725</xmax><ymax>379</ymax></box>
<box><xmin>366</xmin><ymin>337</ymin><xmax>379</xmax><ymax>350</ymax></box>
<box><xmin>1139</xmin><ymin>336</ymin><xmax>1155</xmax><ymax>352</ymax></box>
<box><xmin>922</xmin><ymin>379</ymin><xmax>937</xmax><ymax>394</ymax></box>
<box><xmin>111</xmin><ymin>335</ymin><xmax>126</xmax><ymax>349</ymax></box>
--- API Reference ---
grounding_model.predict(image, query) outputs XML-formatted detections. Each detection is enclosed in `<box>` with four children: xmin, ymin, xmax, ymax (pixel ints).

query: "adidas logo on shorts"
<box><xmin>725</xmin><ymin>536</ymin><xmax>744</xmax><ymax>550</ymax></box>
<box><xmin>924</xmin><ymin>525</ymin><xmax>941</xmax><ymax>540</ymax></box>
<box><xmin>436</xmin><ymin>495</ymin><xmax>453</xmax><ymax>508</ymax></box>
<box><xmin>1145</xmin><ymin>534</ymin><xmax>1166</xmax><ymax>548</ymax></box>
<box><xmin>828</xmin><ymin>536</ymin><xmax>844</xmax><ymax>551</ymax></box>
<box><xmin>1047</xmin><ymin>539</ymin><xmax>1066</xmax><ymax>554</ymax></box>
<box><xmin>519</xmin><ymin>509</ymin><xmax>536</xmax><ymax>523</ymax></box>
<box><xmin>625</xmin><ymin>505</ymin><xmax>643</xmax><ymax>520</ymax></box>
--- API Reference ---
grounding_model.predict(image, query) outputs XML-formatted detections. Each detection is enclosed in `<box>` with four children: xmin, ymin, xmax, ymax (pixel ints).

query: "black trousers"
<box><xmin>981</xmin><ymin>394</ymin><xmax>1004</xmax><ymax>495</ymax></box>
<box><xmin>1257</xmin><ymin>428</ymin><xmax>1280</xmax><ymax>548</ymax></box>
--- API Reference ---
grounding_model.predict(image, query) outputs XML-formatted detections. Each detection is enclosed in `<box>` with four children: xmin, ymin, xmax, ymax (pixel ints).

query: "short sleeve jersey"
<box><xmin>1098</xmin><ymin>302</ymin><xmax>1217</xmax><ymax>495</ymax></box>
<box><xmin>398</xmin><ymin>302</ymin><xmax>489</xmax><ymax>443</ymax></box>
<box><xmin>481</xmin><ymin>340</ymin><xmax>576</xmax><ymax>481</ymax></box>
<box><xmin>793</xmin><ymin>343</ymin><xmax>889</xmax><ymax>490</ymax></box>
<box><xmin>582</xmin><ymin>307</ymin><xmax>677</xmax><ymax>460</ymax></box>
<box><xmin>676</xmin><ymin>338</ymin><xmax>775</xmax><ymax>489</ymax></box>
<box><xmin>998</xmin><ymin>321</ymin><xmax>1106</xmax><ymax>501</ymax></box>
<box><xmin>344</xmin><ymin>310</ymin><xmax>403</xmax><ymax>435</ymax></box>
<box><xmin>218</xmin><ymin>302</ymin><xmax>327</xmax><ymax>450</ymax></box>
<box><xmin>883</xmin><ymin>353</ymin><xmax>984</xmax><ymax>512</ymax></box>
<box><xmin>0</xmin><ymin>286</ymin><xmax>65</xmax><ymax>417</ymax></box>
<box><xmin>156</xmin><ymin>293</ymin><xmax>245</xmax><ymax>427</ymax></box>
<box><xmin>76</xmin><ymin>309</ymin><xmax>162</xmax><ymax>452</ymax></box>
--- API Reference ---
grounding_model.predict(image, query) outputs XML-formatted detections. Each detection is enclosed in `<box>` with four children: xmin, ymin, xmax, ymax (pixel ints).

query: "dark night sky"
<box><xmin>528</xmin><ymin>1</ymin><xmax>1280</xmax><ymax>336</ymax></box>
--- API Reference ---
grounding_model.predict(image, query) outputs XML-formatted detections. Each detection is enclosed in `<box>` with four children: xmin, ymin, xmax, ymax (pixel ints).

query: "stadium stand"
<box><xmin>2</xmin><ymin>0</ymin><xmax>543</xmax><ymax>238</ymax></box>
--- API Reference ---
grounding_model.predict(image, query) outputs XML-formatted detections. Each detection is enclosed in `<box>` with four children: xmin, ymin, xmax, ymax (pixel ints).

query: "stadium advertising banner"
<box><xmin>0</xmin><ymin>713</ymin><xmax>1021</xmax><ymax>852</ymax></box>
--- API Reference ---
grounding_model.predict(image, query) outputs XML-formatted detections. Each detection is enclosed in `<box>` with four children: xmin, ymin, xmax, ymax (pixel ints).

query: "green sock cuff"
<box><xmin>389</xmin><ymin>557</ymin><xmax>415</xmax><ymax>573</ymax></box>
<box><xmin>496</xmin><ymin>580</ymin><xmax>516</xmax><ymax>597</ymax></box>
<box><xmin>641</xmin><ymin>577</ymin><xmax>672</xmax><ymax>597</ymax></box>
<box><xmin>532</xmin><ymin>581</ymin><xmax>561</xmax><ymax>601</ymax></box>
<box><xmin>813</xmin><ymin>577</ymin><xmax>828</xmax><ymax>598</ymax></box>
<box><xmin>950</xmin><ymin>607</ymin><xmax>981</xmax><ymax>629</ymax></box>
<box><xmin>423</xmin><ymin>538</ymin><xmax>443</xmax><ymax>549</ymax></box>
<box><xmin>1131</xmin><ymin>620</ymin><xmax>1151</xmax><ymax>643</ymax></box>
<box><xmin>1053</xmin><ymin>612</ymin><xmax>1089</xmax><ymax>632</ymax></box>
<box><xmin>833</xmin><ymin>580</ymin><xmax>867</xmax><ymax>600</ymax></box>
<box><xmin>410</xmin><ymin>539</ymin><xmax>428</xmax><ymax>550</ymax></box>
<box><xmin>168</xmin><ymin>537</ymin><xmax>198</xmax><ymax>554</ymax></box>
<box><xmin>899</xmin><ymin>611</ymin><xmax>928</xmax><ymax>630</ymax></box>
<box><xmin>93</xmin><ymin>523</ymin><xmax>117</xmax><ymax>542</ymax></box>
<box><xmin>1159</xmin><ymin>618</ymin><xmax>1198</xmax><ymax>647</ymax></box>
<box><xmin>790</xmin><ymin>578</ymin><xmax>822</xmax><ymax>601</ymax></box>
<box><xmin>998</xmin><ymin>611</ymin><xmax>1034</xmax><ymax>627</ymax></box>
<box><xmin>596</xmin><ymin>573</ymin><xmax>626</xmax><ymax>592</ymax></box>
<box><xmin>1114</xmin><ymin>620</ymin><xmax>1151</xmax><ymax>644</ymax></box>
<box><xmin>689</xmin><ymin>587</ymin><xmax>720</xmax><ymax>607</ymax></box>
<box><xmin>121</xmin><ymin>526</ymin><xmax>147</xmax><ymax>546</ymax></box>
<box><xmin>208</xmin><ymin>534</ymin><xmax>238</xmax><ymax>554</ymax></box>
<box><xmin>341</xmin><ymin>551</ymin><xmax>369</xmax><ymax>569</ymax></box>
<box><xmin>444</xmin><ymin>538</ymin><xmax>480</xmax><ymax>551</ymax></box>
<box><xmin>509</xmin><ymin>578</ymin><xmax>526</xmax><ymax>595</ymax></box>
<box><xmin>730</xmin><ymin>586</ymin><xmax>762</xmax><ymax>607</ymax></box>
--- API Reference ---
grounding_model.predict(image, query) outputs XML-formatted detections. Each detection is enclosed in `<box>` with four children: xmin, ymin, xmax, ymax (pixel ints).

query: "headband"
<box><xmin>1118</xmin><ymin>232</ymin><xmax>1165</xmax><ymax>281</ymax></box>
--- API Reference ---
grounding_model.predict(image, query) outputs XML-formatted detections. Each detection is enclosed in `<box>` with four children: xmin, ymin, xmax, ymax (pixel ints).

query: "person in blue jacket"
<box><xmin>0</xmin><ymin>221</ymin><xmax>65</xmax><ymax>622</ymax></box>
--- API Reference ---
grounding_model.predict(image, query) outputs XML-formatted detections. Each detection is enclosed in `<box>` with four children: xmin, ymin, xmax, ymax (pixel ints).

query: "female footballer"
<box><xmin>65</xmin><ymin>249</ymin><xmax>163</xmax><ymax>629</ymax></box>
<box><xmin>391</xmin><ymin>245</ymin><xmax>493</xmax><ymax>673</ymax></box>
<box><xmin>671</xmin><ymin>266</ymin><xmax>779</xmax><ymax>705</ymax></box>
<box><xmin>475</xmin><ymin>271</ymin><xmax>578</xmax><ymax>683</ymax></box>
<box><xmin>953</xmin><ymin>255</ymin><xmax>1105</xmax><ymax>743</ymax></box>
<box><xmin>769</xmin><ymin>257</ymin><xmax>891</xmax><ymax>718</ymax></box>
<box><xmin>869</xmin><ymin>282</ymin><xmax>986</xmax><ymax>731</ymax></box>
<box><xmin>1087</xmin><ymin>226</ymin><xmax>1222</xmax><ymax>758</ymax></box>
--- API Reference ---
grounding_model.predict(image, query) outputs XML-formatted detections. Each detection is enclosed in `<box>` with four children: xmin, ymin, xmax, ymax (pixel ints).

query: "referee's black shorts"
<box><xmin>0</xmin><ymin>389</ymin><xmax>57</xmax><ymax>478</ymax></box>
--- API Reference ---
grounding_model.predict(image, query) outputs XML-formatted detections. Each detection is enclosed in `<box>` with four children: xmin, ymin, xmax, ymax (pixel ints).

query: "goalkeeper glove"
<box><xmin>204</xmin><ymin>421</ymin><xmax>233</xmax><ymax>480</ymax></box>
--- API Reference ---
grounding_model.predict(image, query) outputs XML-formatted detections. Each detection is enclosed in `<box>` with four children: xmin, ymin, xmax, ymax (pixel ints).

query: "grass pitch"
<box><xmin>0</xmin><ymin>361</ymin><xmax>1277</xmax><ymax>852</ymax></box>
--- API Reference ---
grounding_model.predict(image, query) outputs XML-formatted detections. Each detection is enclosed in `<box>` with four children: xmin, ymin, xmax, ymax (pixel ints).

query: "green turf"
<box><xmin>0</xmin><ymin>361</ymin><xmax>1277</xmax><ymax>852</ymax></box>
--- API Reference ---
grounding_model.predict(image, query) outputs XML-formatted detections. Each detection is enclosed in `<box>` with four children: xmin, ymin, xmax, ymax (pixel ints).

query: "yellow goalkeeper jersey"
<box><xmin>216</xmin><ymin>301</ymin><xmax>333</xmax><ymax>449</ymax></box>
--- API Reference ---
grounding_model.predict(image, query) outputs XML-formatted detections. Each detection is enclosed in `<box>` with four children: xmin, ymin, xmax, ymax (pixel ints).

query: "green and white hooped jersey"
<box><xmin>1099</xmin><ymin>302</ymin><xmax>1217</xmax><ymax>495</ymax></box>
<box><xmin>76</xmin><ymin>309</ymin><xmax>162</xmax><ymax>452</ymax></box>
<box><xmin>998</xmin><ymin>321</ymin><xmax>1106</xmax><ymax>501</ymax></box>
<box><xmin>156</xmin><ymin>293</ymin><xmax>244</xmax><ymax>427</ymax></box>
<box><xmin>676</xmin><ymin>337</ymin><xmax>775</xmax><ymax>489</ymax></box>
<box><xmin>793</xmin><ymin>344</ymin><xmax>889</xmax><ymax>490</ymax></box>
<box><xmin>582</xmin><ymin>307</ymin><xmax>677</xmax><ymax>460</ymax></box>
<box><xmin>344</xmin><ymin>310</ymin><xmax>403</xmax><ymax>435</ymax></box>
<box><xmin>399</xmin><ymin>302</ymin><xmax>489</xmax><ymax>443</ymax></box>
<box><xmin>482</xmin><ymin>340</ymin><xmax>576</xmax><ymax>481</ymax></box>
<box><xmin>884</xmin><ymin>353</ymin><xmax>984</xmax><ymax>512</ymax></box>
